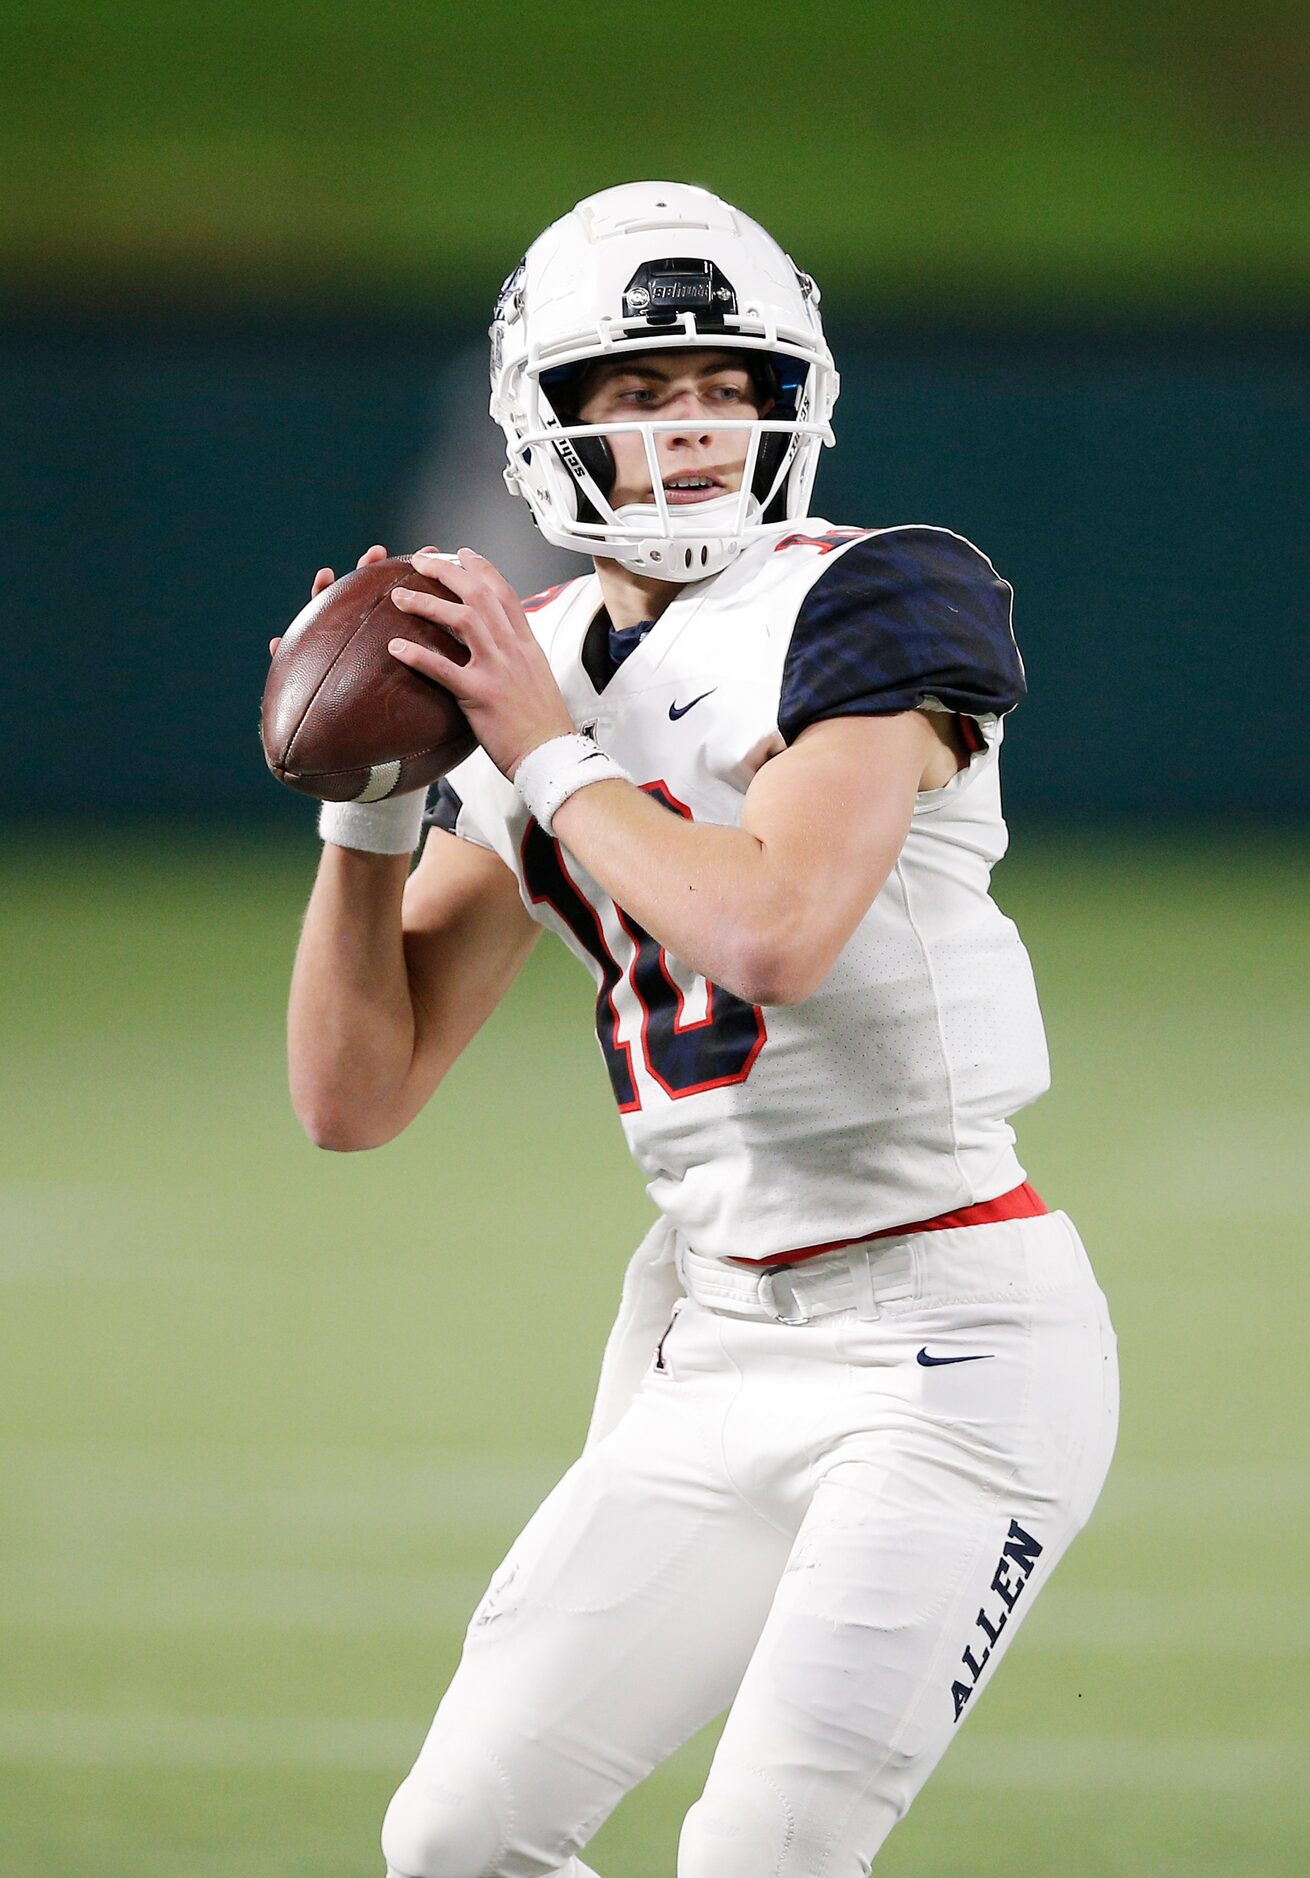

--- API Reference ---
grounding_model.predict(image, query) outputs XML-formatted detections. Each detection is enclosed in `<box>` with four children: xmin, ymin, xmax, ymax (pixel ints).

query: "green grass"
<box><xmin>1</xmin><ymin>830</ymin><xmax>1307</xmax><ymax>1875</ymax></box>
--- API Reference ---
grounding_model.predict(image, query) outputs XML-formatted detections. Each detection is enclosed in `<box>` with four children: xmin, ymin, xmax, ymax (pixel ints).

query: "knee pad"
<box><xmin>678</xmin><ymin>1768</ymin><xmax>793</xmax><ymax>1878</ymax></box>
<box><xmin>380</xmin><ymin>1758</ymin><xmax>508</xmax><ymax>1878</ymax></box>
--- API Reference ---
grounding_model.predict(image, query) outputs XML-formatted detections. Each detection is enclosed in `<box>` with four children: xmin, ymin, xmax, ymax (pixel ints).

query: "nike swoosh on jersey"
<box><xmin>916</xmin><ymin>1348</ymin><xmax>995</xmax><ymax>1367</ymax></box>
<box><xmin>668</xmin><ymin>689</ymin><xmax>717</xmax><ymax>720</ymax></box>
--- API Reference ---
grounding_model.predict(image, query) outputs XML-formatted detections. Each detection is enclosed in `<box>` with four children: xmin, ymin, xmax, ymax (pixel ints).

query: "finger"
<box><xmin>388</xmin><ymin>635</ymin><xmax>471</xmax><ymax>692</ymax></box>
<box><xmin>406</xmin><ymin>553</ymin><xmax>526</xmax><ymax>660</ymax></box>
<box><xmin>411</xmin><ymin>554</ymin><xmax>514</xmax><ymax>638</ymax></box>
<box><xmin>409</xmin><ymin>570</ymin><xmax>514</xmax><ymax>653</ymax></box>
<box><xmin>311</xmin><ymin>566</ymin><xmax>335</xmax><ymax>596</ymax></box>
<box><xmin>357</xmin><ymin>544</ymin><xmax>388</xmax><ymax>568</ymax></box>
<box><xmin>268</xmin><ymin>635</ymin><xmax>283</xmax><ymax>658</ymax></box>
<box><xmin>456</xmin><ymin>546</ymin><xmax>510</xmax><ymax>584</ymax></box>
<box><xmin>414</xmin><ymin>548</ymin><xmax>474</xmax><ymax>587</ymax></box>
<box><xmin>448</xmin><ymin>548</ymin><xmax>524</xmax><ymax>619</ymax></box>
<box><xmin>390</xmin><ymin>583</ymin><xmax>473</xmax><ymax>641</ymax></box>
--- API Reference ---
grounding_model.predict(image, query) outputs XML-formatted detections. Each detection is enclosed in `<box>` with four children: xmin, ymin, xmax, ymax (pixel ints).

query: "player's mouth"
<box><xmin>661</xmin><ymin>473</ymin><xmax>729</xmax><ymax>507</ymax></box>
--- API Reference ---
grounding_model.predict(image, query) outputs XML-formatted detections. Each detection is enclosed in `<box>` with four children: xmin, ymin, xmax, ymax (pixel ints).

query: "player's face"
<box><xmin>575</xmin><ymin>350</ymin><xmax>770</xmax><ymax>510</ymax></box>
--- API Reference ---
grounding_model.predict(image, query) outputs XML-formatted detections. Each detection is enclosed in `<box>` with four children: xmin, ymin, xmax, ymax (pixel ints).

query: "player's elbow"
<box><xmin>725</xmin><ymin>928</ymin><xmax>829</xmax><ymax>1008</ymax></box>
<box><xmin>304</xmin><ymin>1120</ymin><xmax>380</xmax><ymax>1153</ymax></box>
<box><xmin>298</xmin><ymin>1110</ymin><xmax>385</xmax><ymax>1153</ymax></box>
<box><xmin>293</xmin><ymin>1088</ymin><xmax>408</xmax><ymax>1153</ymax></box>
<box><xmin>740</xmin><ymin>964</ymin><xmax>824</xmax><ymax>1008</ymax></box>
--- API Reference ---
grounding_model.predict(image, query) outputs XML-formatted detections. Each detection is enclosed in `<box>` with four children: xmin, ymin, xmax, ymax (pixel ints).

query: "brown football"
<box><xmin>261</xmin><ymin>555</ymin><xmax>477</xmax><ymax>802</ymax></box>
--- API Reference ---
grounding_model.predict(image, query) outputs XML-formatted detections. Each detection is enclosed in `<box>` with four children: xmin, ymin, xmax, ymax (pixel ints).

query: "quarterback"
<box><xmin>286</xmin><ymin>182</ymin><xmax>1119</xmax><ymax>1875</ymax></box>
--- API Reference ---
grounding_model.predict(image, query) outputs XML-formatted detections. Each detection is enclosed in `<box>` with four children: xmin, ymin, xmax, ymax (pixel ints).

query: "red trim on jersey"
<box><xmin>772</xmin><ymin>528</ymin><xmax>870</xmax><ymax>556</ymax></box>
<box><xmin>615</xmin><ymin>897</ymin><xmax>768</xmax><ymax>1099</ymax></box>
<box><xmin>729</xmin><ymin>1181</ymin><xmax>1049</xmax><ymax>1268</ymax></box>
<box><xmin>521</xmin><ymin>580</ymin><xmax>573</xmax><ymax>614</ymax></box>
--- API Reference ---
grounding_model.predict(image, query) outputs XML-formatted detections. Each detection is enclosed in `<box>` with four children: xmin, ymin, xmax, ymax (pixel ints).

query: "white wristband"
<box><xmin>513</xmin><ymin>733</ymin><xmax>632</xmax><ymax>836</ymax></box>
<box><xmin>318</xmin><ymin>788</ymin><xmax>429</xmax><ymax>856</ymax></box>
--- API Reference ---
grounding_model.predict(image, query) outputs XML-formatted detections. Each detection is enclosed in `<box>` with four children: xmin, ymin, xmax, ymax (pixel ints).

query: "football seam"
<box><xmin>282</xmin><ymin>736</ymin><xmax>473</xmax><ymax>783</ymax></box>
<box><xmin>282</xmin><ymin>563</ymin><xmax>410</xmax><ymax>771</ymax></box>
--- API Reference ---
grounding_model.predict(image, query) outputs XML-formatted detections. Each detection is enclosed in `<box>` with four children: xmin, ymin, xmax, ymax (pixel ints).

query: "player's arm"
<box><xmin>282</xmin><ymin>546</ymin><xmax>537</xmax><ymax>1151</ymax></box>
<box><xmin>550</xmin><ymin>712</ymin><xmax>938</xmax><ymax>1005</ymax></box>
<box><xmin>385</xmin><ymin>546</ymin><xmax>952</xmax><ymax>1007</ymax></box>
<box><xmin>288</xmin><ymin>828</ymin><xmax>538</xmax><ymax>1151</ymax></box>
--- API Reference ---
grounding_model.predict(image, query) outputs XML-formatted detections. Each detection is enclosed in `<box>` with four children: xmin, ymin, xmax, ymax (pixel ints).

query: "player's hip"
<box><xmin>657</xmin><ymin>1211</ymin><xmax>1118</xmax><ymax>1518</ymax></box>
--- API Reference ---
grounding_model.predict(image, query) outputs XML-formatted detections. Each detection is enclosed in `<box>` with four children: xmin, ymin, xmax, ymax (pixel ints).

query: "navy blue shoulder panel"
<box><xmin>423</xmin><ymin>779</ymin><xmax>463</xmax><ymax>833</ymax></box>
<box><xmin>777</xmin><ymin>528</ymin><xmax>1024</xmax><ymax>745</ymax></box>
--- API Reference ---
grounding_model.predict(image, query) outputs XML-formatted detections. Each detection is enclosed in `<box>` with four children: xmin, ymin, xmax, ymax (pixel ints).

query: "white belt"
<box><xmin>678</xmin><ymin>1237</ymin><xmax>918</xmax><ymax>1326</ymax></box>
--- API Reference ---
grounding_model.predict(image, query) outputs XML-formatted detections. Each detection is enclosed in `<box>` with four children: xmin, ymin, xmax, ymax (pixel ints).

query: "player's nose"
<box><xmin>661</xmin><ymin>388</ymin><xmax>715</xmax><ymax>426</ymax></box>
<box><xmin>659</xmin><ymin>396</ymin><xmax>715</xmax><ymax>449</ymax></box>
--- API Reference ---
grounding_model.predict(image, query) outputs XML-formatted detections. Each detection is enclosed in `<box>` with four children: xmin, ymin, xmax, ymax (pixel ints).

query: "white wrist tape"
<box><xmin>513</xmin><ymin>733</ymin><xmax>632</xmax><ymax>836</ymax></box>
<box><xmin>318</xmin><ymin>788</ymin><xmax>428</xmax><ymax>856</ymax></box>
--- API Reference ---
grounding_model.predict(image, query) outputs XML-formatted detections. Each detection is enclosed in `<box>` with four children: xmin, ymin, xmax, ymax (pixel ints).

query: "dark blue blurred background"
<box><xmin>5</xmin><ymin>315</ymin><xmax>1304</xmax><ymax>826</ymax></box>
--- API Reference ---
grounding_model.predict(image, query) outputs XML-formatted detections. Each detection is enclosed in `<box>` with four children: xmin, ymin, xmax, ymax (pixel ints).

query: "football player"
<box><xmin>286</xmin><ymin>181</ymin><xmax>1119</xmax><ymax>1877</ymax></box>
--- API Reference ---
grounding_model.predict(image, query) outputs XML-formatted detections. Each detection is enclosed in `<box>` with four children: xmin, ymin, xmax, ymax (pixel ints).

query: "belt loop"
<box><xmin>848</xmin><ymin>1245</ymin><xmax>880</xmax><ymax>1320</ymax></box>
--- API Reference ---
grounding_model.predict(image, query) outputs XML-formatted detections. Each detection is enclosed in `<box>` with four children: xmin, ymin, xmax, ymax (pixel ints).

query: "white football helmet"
<box><xmin>490</xmin><ymin>181</ymin><xmax>839</xmax><ymax>582</ymax></box>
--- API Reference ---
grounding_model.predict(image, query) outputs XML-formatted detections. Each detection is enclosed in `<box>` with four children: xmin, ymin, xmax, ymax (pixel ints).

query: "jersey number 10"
<box><xmin>521</xmin><ymin>782</ymin><xmax>767</xmax><ymax>1112</ymax></box>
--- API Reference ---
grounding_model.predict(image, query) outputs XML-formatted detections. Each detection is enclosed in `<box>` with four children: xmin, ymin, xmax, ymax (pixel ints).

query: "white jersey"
<box><xmin>429</xmin><ymin>521</ymin><xmax>1050</xmax><ymax>1260</ymax></box>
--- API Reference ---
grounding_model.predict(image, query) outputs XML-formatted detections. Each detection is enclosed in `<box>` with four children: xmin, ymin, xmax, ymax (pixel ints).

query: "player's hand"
<box><xmin>388</xmin><ymin>548</ymin><xmax>575</xmax><ymax>779</ymax></box>
<box><xmin>270</xmin><ymin>545</ymin><xmax>391</xmax><ymax>658</ymax></box>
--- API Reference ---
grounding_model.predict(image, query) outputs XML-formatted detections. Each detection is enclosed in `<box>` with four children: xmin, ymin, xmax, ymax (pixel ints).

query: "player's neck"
<box><xmin>592</xmin><ymin>558</ymin><xmax>681</xmax><ymax>633</ymax></box>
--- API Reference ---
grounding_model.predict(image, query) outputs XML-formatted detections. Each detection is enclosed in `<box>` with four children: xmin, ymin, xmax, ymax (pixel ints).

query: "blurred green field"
<box><xmin>2</xmin><ymin>830</ymin><xmax>1307</xmax><ymax>1876</ymax></box>
<box><xmin>4</xmin><ymin>0</ymin><xmax>1308</xmax><ymax>313</ymax></box>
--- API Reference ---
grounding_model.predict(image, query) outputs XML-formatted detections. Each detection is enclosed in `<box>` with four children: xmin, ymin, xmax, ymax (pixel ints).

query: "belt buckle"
<box><xmin>761</xmin><ymin>1264</ymin><xmax>809</xmax><ymax>1326</ymax></box>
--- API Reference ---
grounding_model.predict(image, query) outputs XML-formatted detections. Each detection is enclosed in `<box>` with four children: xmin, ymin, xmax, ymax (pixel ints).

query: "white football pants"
<box><xmin>381</xmin><ymin>1210</ymin><xmax>1117</xmax><ymax>1877</ymax></box>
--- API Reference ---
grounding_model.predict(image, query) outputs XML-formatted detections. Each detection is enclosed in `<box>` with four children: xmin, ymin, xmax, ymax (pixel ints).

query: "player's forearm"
<box><xmin>550</xmin><ymin>781</ymin><xmax>804</xmax><ymax>1004</ymax></box>
<box><xmin>287</xmin><ymin>846</ymin><xmax>422</xmax><ymax>1149</ymax></box>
